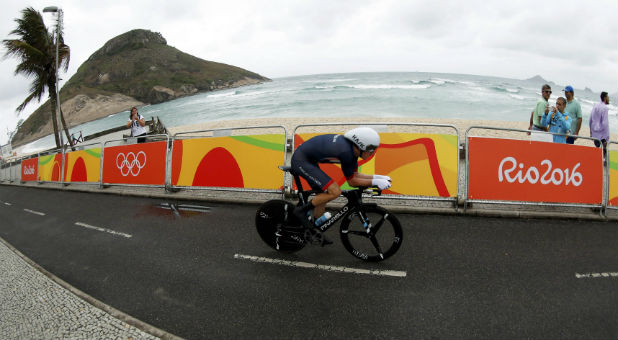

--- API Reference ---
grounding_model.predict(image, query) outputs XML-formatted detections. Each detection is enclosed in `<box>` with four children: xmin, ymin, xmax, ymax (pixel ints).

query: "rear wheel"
<box><xmin>255</xmin><ymin>200</ymin><xmax>305</xmax><ymax>252</ymax></box>
<box><xmin>340</xmin><ymin>204</ymin><xmax>403</xmax><ymax>261</ymax></box>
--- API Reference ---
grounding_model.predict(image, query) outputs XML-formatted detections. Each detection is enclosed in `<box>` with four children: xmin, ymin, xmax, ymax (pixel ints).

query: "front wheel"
<box><xmin>340</xmin><ymin>204</ymin><xmax>403</xmax><ymax>262</ymax></box>
<box><xmin>255</xmin><ymin>200</ymin><xmax>305</xmax><ymax>253</ymax></box>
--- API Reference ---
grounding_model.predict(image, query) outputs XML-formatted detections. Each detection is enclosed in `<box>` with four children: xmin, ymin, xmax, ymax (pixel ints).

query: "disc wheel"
<box><xmin>255</xmin><ymin>200</ymin><xmax>305</xmax><ymax>252</ymax></box>
<box><xmin>340</xmin><ymin>204</ymin><xmax>403</xmax><ymax>261</ymax></box>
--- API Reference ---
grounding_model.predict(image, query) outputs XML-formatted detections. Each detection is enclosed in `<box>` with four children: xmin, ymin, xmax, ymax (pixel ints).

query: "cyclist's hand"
<box><xmin>371</xmin><ymin>178</ymin><xmax>392</xmax><ymax>190</ymax></box>
<box><xmin>373</xmin><ymin>174</ymin><xmax>391</xmax><ymax>182</ymax></box>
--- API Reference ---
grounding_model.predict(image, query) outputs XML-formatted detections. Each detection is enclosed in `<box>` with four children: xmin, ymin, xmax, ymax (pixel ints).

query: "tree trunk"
<box><xmin>48</xmin><ymin>84</ymin><xmax>61</xmax><ymax>149</ymax></box>
<box><xmin>59</xmin><ymin>107</ymin><xmax>74</xmax><ymax>151</ymax></box>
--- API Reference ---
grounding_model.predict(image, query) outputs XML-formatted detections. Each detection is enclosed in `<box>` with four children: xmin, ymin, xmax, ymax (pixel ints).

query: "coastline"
<box><xmin>9</xmin><ymin>116</ymin><xmax>603</xmax><ymax>159</ymax></box>
<box><xmin>167</xmin><ymin>116</ymin><xmax>596</xmax><ymax>146</ymax></box>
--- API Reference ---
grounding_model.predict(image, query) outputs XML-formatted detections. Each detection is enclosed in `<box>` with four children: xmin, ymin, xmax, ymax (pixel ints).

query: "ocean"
<box><xmin>19</xmin><ymin>72</ymin><xmax>618</xmax><ymax>154</ymax></box>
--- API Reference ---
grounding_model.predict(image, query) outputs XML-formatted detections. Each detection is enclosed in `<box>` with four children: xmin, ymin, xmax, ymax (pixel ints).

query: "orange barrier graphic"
<box><xmin>63</xmin><ymin>148</ymin><xmax>102</xmax><ymax>183</ymax></box>
<box><xmin>171</xmin><ymin>134</ymin><xmax>285</xmax><ymax>190</ymax></box>
<box><xmin>608</xmin><ymin>150</ymin><xmax>618</xmax><ymax>207</ymax></box>
<box><xmin>102</xmin><ymin>141</ymin><xmax>167</xmax><ymax>185</ymax></box>
<box><xmin>293</xmin><ymin>132</ymin><xmax>458</xmax><ymax>197</ymax></box>
<box><xmin>38</xmin><ymin>153</ymin><xmax>63</xmax><ymax>182</ymax></box>
<box><xmin>21</xmin><ymin>157</ymin><xmax>38</xmax><ymax>182</ymax></box>
<box><xmin>468</xmin><ymin>137</ymin><xmax>603</xmax><ymax>204</ymax></box>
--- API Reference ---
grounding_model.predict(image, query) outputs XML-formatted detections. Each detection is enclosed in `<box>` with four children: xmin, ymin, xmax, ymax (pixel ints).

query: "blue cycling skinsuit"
<box><xmin>291</xmin><ymin>134</ymin><xmax>358</xmax><ymax>191</ymax></box>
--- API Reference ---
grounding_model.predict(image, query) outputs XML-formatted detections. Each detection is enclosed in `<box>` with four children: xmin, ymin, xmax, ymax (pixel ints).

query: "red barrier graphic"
<box><xmin>21</xmin><ymin>158</ymin><xmax>38</xmax><ymax>182</ymax></box>
<box><xmin>468</xmin><ymin>137</ymin><xmax>602</xmax><ymax>204</ymax></box>
<box><xmin>102</xmin><ymin>141</ymin><xmax>167</xmax><ymax>185</ymax></box>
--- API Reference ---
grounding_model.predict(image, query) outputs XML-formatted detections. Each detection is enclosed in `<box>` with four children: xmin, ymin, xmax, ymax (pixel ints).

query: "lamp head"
<box><xmin>43</xmin><ymin>6</ymin><xmax>59</xmax><ymax>13</ymax></box>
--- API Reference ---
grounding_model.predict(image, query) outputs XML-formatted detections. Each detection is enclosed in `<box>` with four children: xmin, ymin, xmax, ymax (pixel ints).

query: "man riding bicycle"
<box><xmin>292</xmin><ymin>127</ymin><xmax>392</xmax><ymax>232</ymax></box>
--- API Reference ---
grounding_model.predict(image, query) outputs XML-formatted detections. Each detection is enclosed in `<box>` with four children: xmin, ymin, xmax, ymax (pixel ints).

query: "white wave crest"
<box><xmin>351</xmin><ymin>84</ymin><xmax>431</xmax><ymax>90</ymax></box>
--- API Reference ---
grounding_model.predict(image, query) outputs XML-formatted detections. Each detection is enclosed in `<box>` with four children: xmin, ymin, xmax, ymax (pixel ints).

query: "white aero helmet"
<box><xmin>344</xmin><ymin>127</ymin><xmax>380</xmax><ymax>152</ymax></box>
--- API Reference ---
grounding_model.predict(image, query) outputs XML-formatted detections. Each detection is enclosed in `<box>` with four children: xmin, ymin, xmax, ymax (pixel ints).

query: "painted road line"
<box><xmin>74</xmin><ymin>222</ymin><xmax>132</xmax><ymax>238</ymax></box>
<box><xmin>4</xmin><ymin>202</ymin><xmax>11</xmax><ymax>206</ymax></box>
<box><xmin>575</xmin><ymin>272</ymin><xmax>618</xmax><ymax>279</ymax></box>
<box><xmin>24</xmin><ymin>208</ymin><xmax>45</xmax><ymax>216</ymax></box>
<box><xmin>234</xmin><ymin>254</ymin><xmax>407</xmax><ymax>278</ymax></box>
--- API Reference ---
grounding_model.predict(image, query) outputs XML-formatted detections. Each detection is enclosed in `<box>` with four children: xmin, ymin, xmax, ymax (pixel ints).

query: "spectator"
<box><xmin>563</xmin><ymin>85</ymin><xmax>582</xmax><ymax>144</ymax></box>
<box><xmin>589</xmin><ymin>91</ymin><xmax>610</xmax><ymax>151</ymax></box>
<box><xmin>540</xmin><ymin>97</ymin><xmax>571</xmax><ymax>143</ymax></box>
<box><xmin>529</xmin><ymin>84</ymin><xmax>552</xmax><ymax>132</ymax></box>
<box><xmin>126</xmin><ymin>107</ymin><xmax>147</xmax><ymax>143</ymax></box>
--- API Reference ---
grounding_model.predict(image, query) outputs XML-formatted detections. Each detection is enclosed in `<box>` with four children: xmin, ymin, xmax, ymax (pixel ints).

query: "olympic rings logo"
<box><xmin>116</xmin><ymin>151</ymin><xmax>147</xmax><ymax>177</ymax></box>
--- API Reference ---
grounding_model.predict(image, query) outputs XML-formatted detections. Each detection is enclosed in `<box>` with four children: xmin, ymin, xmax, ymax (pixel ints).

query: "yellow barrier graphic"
<box><xmin>64</xmin><ymin>148</ymin><xmax>101</xmax><ymax>183</ymax></box>
<box><xmin>172</xmin><ymin>134</ymin><xmax>285</xmax><ymax>189</ymax></box>
<box><xmin>609</xmin><ymin>150</ymin><xmax>618</xmax><ymax>206</ymax></box>
<box><xmin>294</xmin><ymin>132</ymin><xmax>458</xmax><ymax>197</ymax></box>
<box><xmin>38</xmin><ymin>153</ymin><xmax>62</xmax><ymax>182</ymax></box>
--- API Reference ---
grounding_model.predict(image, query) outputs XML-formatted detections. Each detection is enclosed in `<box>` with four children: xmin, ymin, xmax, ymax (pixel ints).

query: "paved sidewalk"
<box><xmin>0</xmin><ymin>238</ymin><xmax>175</xmax><ymax>340</ymax></box>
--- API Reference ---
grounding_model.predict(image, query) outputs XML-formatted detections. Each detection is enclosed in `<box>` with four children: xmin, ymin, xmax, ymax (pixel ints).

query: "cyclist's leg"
<box><xmin>310</xmin><ymin>182</ymin><xmax>341</xmax><ymax>218</ymax></box>
<box><xmin>290</xmin><ymin>160</ymin><xmax>332</xmax><ymax>228</ymax></box>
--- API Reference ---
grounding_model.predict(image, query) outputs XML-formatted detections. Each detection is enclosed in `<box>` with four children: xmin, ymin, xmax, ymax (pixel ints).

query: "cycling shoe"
<box><xmin>293</xmin><ymin>206</ymin><xmax>314</xmax><ymax>230</ymax></box>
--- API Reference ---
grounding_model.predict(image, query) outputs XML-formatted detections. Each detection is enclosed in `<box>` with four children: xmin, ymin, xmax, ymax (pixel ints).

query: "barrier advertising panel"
<box><xmin>63</xmin><ymin>148</ymin><xmax>101</xmax><ymax>183</ymax></box>
<box><xmin>608</xmin><ymin>150</ymin><xmax>618</xmax><ymax>207</ymax></box>
<box><xmin>468</xmin><ymin>137</ymin><xmax>602</xmax><ymax>204</ymax></box>
<box><xmin>21</xmin><ymin>157</ymin><xmax>38</xmax><ymax>182</ymax></box>
<box><xmin>294</xmin><ymin>132</ymin><xmax>458</xmax><ymax>197</ymax></box>
<box><xmin>171</xmin><ymin>134</ymin><xmax>286</xmax><ymax>190</ymax></box>
<box><xmin>102</xmin><ymin>141</ymin><xmax>167</xmax><ymax>186</ymax></box>
<box><xmin>38</xmin><ymin>153</ymin><xmax>63</xmax><ymax>182</ymax></box>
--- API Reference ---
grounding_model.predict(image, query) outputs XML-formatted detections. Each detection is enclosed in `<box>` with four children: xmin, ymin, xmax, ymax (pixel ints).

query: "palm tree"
<box><xmin>2</xmin><ymin>7</ymin><xmax>71</xmax><ymax>149</ymax></box>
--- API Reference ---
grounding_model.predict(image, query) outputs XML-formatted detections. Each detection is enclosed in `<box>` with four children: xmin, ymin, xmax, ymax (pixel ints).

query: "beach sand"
<box><xmin>167</xmin><ymin>116</ymin><xmax>599</xmax><ymax>147</ymax></box>
<box><xmin>7</xmin><ymin>117</ymin><xmax>608</xmax><ymax>160</ymax></box>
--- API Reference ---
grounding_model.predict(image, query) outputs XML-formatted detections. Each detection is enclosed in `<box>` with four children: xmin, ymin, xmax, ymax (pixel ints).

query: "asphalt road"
<box><xmin>0</xmin><ymin>185</ymin><xmax>616</xmax><ymax>340</ymax></box>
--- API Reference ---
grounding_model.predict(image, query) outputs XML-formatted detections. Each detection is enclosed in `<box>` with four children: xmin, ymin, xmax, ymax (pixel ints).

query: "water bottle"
<box><xmin>314</xmin><ymin>212</ymin><xmax>332</xmax><ymax>227</ymax></box>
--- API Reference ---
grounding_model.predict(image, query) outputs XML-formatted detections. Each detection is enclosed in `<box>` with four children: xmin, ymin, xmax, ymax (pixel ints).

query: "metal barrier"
<box><xmin>20</xmin><ymin>155</ymin><xmax>37</xmax><ymax>183</ymax></box>
<box><xmin>464</xmin><ymin>126</ymin><xmax>605</xmax><ymax>213</ymax></box>
<box><xmin>603</xmin><ymin>141</ymin><xmax>617</xmax><ymax>214</ymax></box>
<box><xmin>170</xmin><ymin>125</ymin><xmax>288</xmax><ymax>194</ymax></box>
<box><xmin>292</xmin><ymin>122</ymin><xmax>460</xmax><ymax>207</ymax></box>
<box><xmin>36</xmin><ymin>148</ymin><xmax>64</xmax><ymax>183</ymax></box>
<box><xmin>101</xmin><ymin>134</ymin><xmax>170</xmax><ymax>189</ymax></box>
<box><xmin>60</xmin><ymin>141</ymin><xmax>104</xmax><ymax>185</ymax></box>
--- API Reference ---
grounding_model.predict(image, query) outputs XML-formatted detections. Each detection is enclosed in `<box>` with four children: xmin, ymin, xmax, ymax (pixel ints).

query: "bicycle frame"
<box><xmin>291</xmin><ymin>170</ymin><xmax>374</xmax><ymax>233</ymax></box>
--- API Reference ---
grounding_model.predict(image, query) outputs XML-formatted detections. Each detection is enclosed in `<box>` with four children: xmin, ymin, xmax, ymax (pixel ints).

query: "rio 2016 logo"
<box><xmin>498</xmin><ymin>156</ymin><xmax>582</xmax><ymax>187</ymax></box>
<box><xmin>22</xmin><ymin>165</ymin><xmax>35</xmax><ymax>175</ymax></box>
<box><xmin>116</xmin><ymin>151</ymin><xmax>147</xmax><ymax>177</ymax></box>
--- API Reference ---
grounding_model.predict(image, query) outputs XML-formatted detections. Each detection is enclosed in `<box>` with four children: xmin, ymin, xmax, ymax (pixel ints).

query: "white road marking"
<box><xmin>74</xmin><ymin>222</ymin><xmax>132</xmax><ymax>238</ymax></box>
<box><xmin>24</xmin><ymin>208</ymin><xmax>45</xmax><ymax>216</ymax></box>
<box><xmin>234</xmin><ymin>254</ymin><xmax>407</xmax><ymax>278</ymax></box>
<box><xmin>4</xmin><ymin>202</ymin><xmax>11</xmax><ymax>206</ymax></box>
<box><xmin>575</xmin><ymin>272</ymin><xmax>618</xmax><ymax>279</ymax></box>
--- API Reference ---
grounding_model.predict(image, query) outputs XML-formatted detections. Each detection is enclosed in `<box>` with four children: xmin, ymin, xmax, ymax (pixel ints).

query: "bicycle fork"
<box><xmin>356</xmin><ymin>209</ymin><xmax>373</xmax><ymax>233</ymax></box>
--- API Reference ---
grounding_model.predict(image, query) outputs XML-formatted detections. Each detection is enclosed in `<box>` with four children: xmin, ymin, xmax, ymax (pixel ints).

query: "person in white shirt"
<box><xmin>126</xmin><ymin>107</ymin><xmax>147</xmax><ymax>143</ymax></box>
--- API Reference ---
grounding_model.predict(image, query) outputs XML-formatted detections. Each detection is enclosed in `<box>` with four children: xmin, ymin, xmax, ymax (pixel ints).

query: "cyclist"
<box><xmin>291</xmin><ymin>127</ymin><xmax>392</xmax><ymax>231</ymax></box>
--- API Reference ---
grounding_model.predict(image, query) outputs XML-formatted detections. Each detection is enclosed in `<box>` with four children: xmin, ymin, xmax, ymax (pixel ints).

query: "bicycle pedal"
<box><xmin>303</xmin><ymin>228</ymin><xmax>324</xmax><ymax>246</ymax></box>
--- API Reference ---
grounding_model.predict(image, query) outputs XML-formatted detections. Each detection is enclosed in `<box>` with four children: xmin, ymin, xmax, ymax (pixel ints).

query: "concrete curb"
<box><xmin>0</xmin><ymin>236</ymin><xmax>184</xmax><ymax>340</ymax></box>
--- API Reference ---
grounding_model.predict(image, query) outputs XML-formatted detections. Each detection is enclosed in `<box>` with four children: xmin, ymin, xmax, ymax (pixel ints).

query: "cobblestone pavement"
<box><xmin>0</xmin><ymin>239</ymin><xmax>163</xmax><ymax>340</ymax></box>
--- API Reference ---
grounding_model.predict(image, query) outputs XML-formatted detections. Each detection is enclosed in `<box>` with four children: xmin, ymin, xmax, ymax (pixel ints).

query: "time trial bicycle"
<box><xmin>255</xmin><ymin>165</ymin><xmax>403</xmax><ymax>262</ymax></box>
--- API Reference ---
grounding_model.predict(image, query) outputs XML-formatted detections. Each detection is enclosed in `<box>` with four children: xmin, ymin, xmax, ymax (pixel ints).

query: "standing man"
<box><xmin>589</xmin><ymin>91</ymin><xmax>610</xmax><ymax>151</ymax></box>
<box><xmin>540</xmin><ymin>97</ymin><xmax>571</xmax><ymax>143</ymax></box>
<box><xmin>529</xmin><ymin>84</ymin><xmax>552</xmax><ymax>132</ymax></box>
<box><xmin>563</xmin><ymin>85</ymin><xmax>582</xmax><ymax>144</ymax></box>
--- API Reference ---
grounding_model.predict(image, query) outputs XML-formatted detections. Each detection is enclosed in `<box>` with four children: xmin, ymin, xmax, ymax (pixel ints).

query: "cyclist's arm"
<box><xmin>347</xmin><ymin>172</ymin><xmax>374</xmax><ymax>187</ymax></box>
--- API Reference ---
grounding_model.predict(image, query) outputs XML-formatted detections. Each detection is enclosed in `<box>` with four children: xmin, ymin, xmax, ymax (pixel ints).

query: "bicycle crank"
<box><xmin>303</xmin><ymin>228</ymin><xmax>325</xmax><ymax>246</ymax></box>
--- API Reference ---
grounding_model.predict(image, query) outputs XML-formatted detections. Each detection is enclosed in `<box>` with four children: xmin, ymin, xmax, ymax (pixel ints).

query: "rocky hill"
<box><xmin>12</xmin><ymin>29</ymin><xmax>269</xmax><ymax>146</ymax></box>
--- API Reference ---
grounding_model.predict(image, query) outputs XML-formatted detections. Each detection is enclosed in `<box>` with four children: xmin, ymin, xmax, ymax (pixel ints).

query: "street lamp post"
<box><xmin>42</xmin><ymin>6</ymin><xmax>63</xmax><ymax>148</ymax></box>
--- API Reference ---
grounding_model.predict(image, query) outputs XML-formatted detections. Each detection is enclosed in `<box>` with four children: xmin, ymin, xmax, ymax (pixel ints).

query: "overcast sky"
<box><xmin>1</xmin><ymin>0</ymin><xmax>616</xmax><ymax>145</ymax></box>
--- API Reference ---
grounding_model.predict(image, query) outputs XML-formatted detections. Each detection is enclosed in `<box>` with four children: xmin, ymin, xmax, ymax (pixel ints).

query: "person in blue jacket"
<box><xmin>540</xmin><ymin>97</ymin><xmax>571</xmax><ymax>143</ymax></box>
